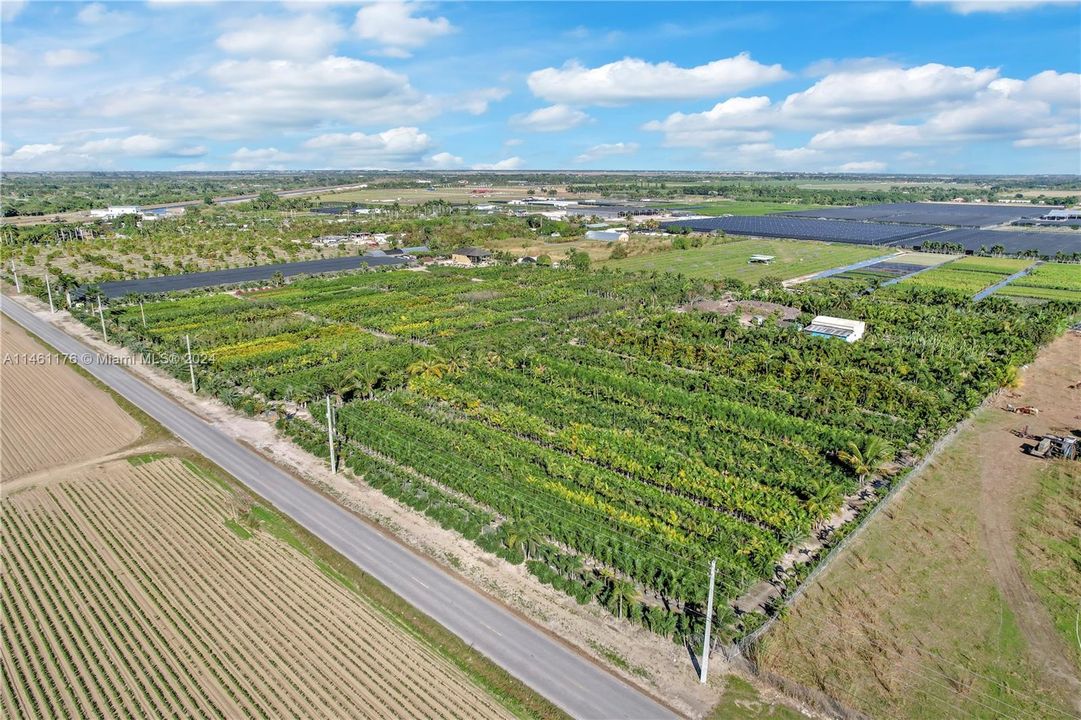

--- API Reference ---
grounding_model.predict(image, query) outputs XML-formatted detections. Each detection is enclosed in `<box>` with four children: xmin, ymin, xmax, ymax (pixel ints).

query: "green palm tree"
<box><xmin>837</xmin><ymin>436</ymin><xmax>893</xmax><ymax>483</ymax></box>
<box><xmin>610</xmin><ymin>579</ymin><xmax>638</xmax><ymax>620</ymax></box>
<box><xmin>503</xmin><ymin>519</ymin><xmax>543</xmax><ymax>559</ymax></box>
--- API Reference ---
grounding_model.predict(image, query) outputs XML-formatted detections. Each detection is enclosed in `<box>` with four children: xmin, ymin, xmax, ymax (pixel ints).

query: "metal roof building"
<box><xmin>804</xmin><ymin>315</ymin><xmax>866</xmax><ymax>343</ymax></box>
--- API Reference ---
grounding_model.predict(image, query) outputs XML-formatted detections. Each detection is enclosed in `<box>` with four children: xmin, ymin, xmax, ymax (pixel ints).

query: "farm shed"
<box><xmin>451</xmin><ymin>247</ymin><xmax>492</xmax><ymax>265</ymax></box>
<box><xmin>749</xmin><ymin>254</ymin><xmax>775</xmax><ymax>264</ymax></box>
<box><xmin>804</xmin><ymin>315</ymin><xmax>866</xmax><ymax>343</ymax></box>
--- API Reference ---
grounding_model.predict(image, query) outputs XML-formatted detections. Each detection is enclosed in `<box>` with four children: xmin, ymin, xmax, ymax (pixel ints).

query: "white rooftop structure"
<box><xmin>90</xmin><ymin>205</ymin><xmax>141</xmax><ymax>219</ymax></box>
<box><xmin>748</xmin><ymin>254</ymin><xmax>775</xmax><ymax>264</ymax></box>
<box><xmin>804</xmin><ymin>315</ymin><xmax>866</xmax><ymax>343</ymax></box>
<box><xmin>586</xmin><ymin>229</ymin><xmax>630</xmax><ymax>242</ymax></box>
<box><xmin>1041</xmin><ymin>208</ymin><xmax>1081</xmax><ymax>220</ymax></box>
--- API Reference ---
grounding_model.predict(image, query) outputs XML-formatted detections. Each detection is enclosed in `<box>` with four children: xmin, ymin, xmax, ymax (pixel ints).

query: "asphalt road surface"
<box><xmin>0</xmin><ymin>295</ymin><xmax>679</xmax><ymax>720</ymax></box>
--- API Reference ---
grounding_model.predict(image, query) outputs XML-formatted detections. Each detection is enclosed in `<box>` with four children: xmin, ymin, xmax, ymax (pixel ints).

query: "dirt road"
<box><xmin>978</xmin><ymin>331</ymin><xmax>1081</xmax><ymax>711</ymax></box>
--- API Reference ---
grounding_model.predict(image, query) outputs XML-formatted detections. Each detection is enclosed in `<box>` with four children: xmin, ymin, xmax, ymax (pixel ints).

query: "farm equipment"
<box><xmin>1027</xmin><ymin>434</ymin><xmax>1079</xmax><ymax>460</ymax></box>
<box><xmin>1006</xmin><ymin>404</ymin><xmax>1039</xmax><ymax>415</ymax></box>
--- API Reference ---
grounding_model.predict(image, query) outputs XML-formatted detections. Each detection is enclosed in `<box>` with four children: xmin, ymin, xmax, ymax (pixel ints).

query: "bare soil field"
<box><xmin>756</xmin><ymin>331</ymin><xmax>1081</xmax><ymax>719</ymax></box>
<box><xmin>2</xmin><ymin>455</ymin><xmax>518</xmax><ymax>719</ymax></box>
<box><xmin>1</xmin><ymin>318</ymin><xmax>141</xmax><ymax>481</ymax></box>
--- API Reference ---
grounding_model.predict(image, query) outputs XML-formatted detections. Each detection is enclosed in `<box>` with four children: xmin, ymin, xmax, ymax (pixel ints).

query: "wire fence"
<box><xmin>734</xmin><ymin>385</ymin><xmax>1005</xmax><ymax>654</ymax></box>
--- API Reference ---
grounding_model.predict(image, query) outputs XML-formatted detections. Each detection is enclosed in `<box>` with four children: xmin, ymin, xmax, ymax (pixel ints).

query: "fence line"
<box><xmin>735</xmin><ymin>386</ymin><xmax>1004</xmax><ymax>653</ymax></box>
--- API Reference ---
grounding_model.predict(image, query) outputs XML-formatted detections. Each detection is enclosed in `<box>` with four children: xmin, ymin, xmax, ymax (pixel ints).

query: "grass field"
<box><xmin>1018</xmin><ymin>461</ymin><xmax>1081</xmax><ymax>670</ymax></box>
<box><xmin>902</xmin><ymin>256</ymin><xmax>1033</xmax><ymax>296</ymax></box>
<box><xmin>998</xmin><ymin>262</ymin><xmax>1081</xmax><ymax>303</ymax></box>
<box><xmin>756</xmin><ymin>333</ymin><xmax>1081</xmax><ymax>720</ymax></box>
<box><xmin>601</xmin><ymin>238</ymin><xmax>889</xmax><ymax>282</ymax></box>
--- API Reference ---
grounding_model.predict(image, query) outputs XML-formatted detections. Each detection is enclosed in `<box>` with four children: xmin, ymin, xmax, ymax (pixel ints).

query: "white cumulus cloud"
<box><xmin>836</xmin><ymin>160</ymin><xmax>888</xmax><ymax>172</ymax></box>
<box><xmin>77</xmin><ymin>134</ymin><xmax>206</xmax><ymax>157</ymax></box>
<box><xmin>217</xmin><ymin>14</ymin><xmax>345</xmax><ymax>59</ymax></box>
<box><xmin>528</xmin><ymin>53</ymin><xmax>788</xmax><ymax>105</ymax></box>
<box><xmin>428</xmin><ymin>151</ymin><xmax>464</xmax><ymax>168</ymax></box>
<box><xmin>781</xmin><ymin>63</ymin><xmax>1000</xmax><ymax>120</ymax></box>
<box><xmin>511</xmin><ymin>104</ymin><xmax>590</xmax><ymax>132</ymax></box>
<box><xmin>353</xmin><ymin>1</ymin><xmax>455</xmax><ymax>57</ymax></box>
<box><xmin>43</xmin><ymin>49</ymin><xmax>98</xmax><ymax>67</ymax></box>
<box><xmin>574</xmin><ymin>142</ymin><xmax>639</xmax><ymax>163</ymax></box>
<box><xmin>472</xmin><ymin>157</ymin><xmax>524</xmax><ymax>170</ymax></box>
<box><xmin>914</xmin><ymin>0</ymin><xmax>1078</xmax><ymax>14</ymax></box>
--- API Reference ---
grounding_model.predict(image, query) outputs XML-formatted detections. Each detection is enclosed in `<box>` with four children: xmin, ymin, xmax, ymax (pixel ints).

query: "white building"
<box><xmin>804</xmin><ymin>315</ymin><xmax>866</xmax><ymax>343</ymax></box>
<box><xmin>90</xmin><ymin>205</ymin><xmax>141</xmax><ymax>219</ymax></box>
<box><xmin>586</xmin><ymin>229</ymin><xmax>630</xmax><ymax>242</ymax></box>
<box><xmin>1041</xmin><ymin>208</ymin><xmax>1081</xmax><ymax>221</ymax></box>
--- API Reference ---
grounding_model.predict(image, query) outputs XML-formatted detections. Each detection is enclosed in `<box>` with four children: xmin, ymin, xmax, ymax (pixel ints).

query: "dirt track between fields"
<box><xmin>978</xmin><ymin>331</ymin><xmax>1081</xmax><ymax>711</ymax></box>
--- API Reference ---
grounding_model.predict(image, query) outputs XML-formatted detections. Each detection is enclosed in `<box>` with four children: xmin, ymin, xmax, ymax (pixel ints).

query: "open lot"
<box><xmin>603</xmin><ymin>238</ymin><xmax>889</xmax><ymax>281</ymax></box>
<box><xmin>756</xmin><ymin>332</ymin><xmax>1081</xmax><ymax>720</ymax></box>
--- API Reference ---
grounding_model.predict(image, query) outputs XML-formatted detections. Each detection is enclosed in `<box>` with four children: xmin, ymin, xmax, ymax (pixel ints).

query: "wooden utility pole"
<box><xmin>699</xmin><ymin>558</ymin><xmax>717</xmax><ymax>684</ymax></box>
<box><xmin>185</xmin><ymin>334</ymin><xmax>197</xmax><ymax>394</ymax></box>
<box><xmin>325</xmin><ymin>395</ymin><xmax>337</xmax><ymax>473</ymax></box>
<box><xmin>97</xmin><ymin>296</ymin><xmax>108</xmax><ymax>341</ymax></box>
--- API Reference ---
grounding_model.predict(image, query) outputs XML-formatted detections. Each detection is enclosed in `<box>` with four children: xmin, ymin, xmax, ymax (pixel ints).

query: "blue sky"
<box><xmin>1</xmin><ymin>0</ymin><xmax>1079</xmax><ymax>173</ymax></box>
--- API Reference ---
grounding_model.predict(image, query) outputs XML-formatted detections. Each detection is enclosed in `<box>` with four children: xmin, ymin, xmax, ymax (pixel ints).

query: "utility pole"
<box><xmin>699</xmin><ymin>558</ymin><xmax>717</xmax><ymax>684</ymax></box>
<box><xmin>10</xmin><ymin>261</ymin><xmax>20</xmax><ymax>292</ymax></box>
<box><xmin>326</xmin><ymin>395</ymin><xmax>337</xmax><ymax>473</ymax></box>
<box><xmin>97</xmin><ymin>295</ymin><xmax>108</xmax><ymax>341</ymax></box>
<box><xmin>65</xmin><ymin>290</ymin><xmax>73</xmax><ymax>309</ymax></box>
<box><xmin>185</xmin><ymin>334</ymin><xmax>197</xmax><ymax>394</ymax></box>
<box><xmin>140</xmin><ymin>301</ymin><xmax>146</xmax><ymax>327</ymax></box>
<box><xmin>44</xmin><ymin>272</ymin><xmax>55</xmax><ymax>313</ymax></box>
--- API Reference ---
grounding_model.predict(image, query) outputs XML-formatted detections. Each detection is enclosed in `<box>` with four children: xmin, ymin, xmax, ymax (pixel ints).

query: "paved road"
<box><xmin>0</xmin><ymin>296</ymin><xmax>678</xmax><ymax>720</ymax></box>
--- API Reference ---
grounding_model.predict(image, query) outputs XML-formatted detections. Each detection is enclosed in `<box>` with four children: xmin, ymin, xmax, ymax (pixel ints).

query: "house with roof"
<box><xmin>803</xmin><ymin>315</ymin><xmax>866</xmax><ymax>343</ymax></box>
<box><xmin>451</xmin><ymin>247</ymin><xmax>492</xmax><ymax>266</ymax></box>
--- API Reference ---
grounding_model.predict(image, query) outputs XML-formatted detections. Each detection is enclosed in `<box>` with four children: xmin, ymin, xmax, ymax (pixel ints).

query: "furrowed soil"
<box><xmin>756</xmin><ymin>331</ymin><xmax>1081</xmax><ymax>719</ymax></box>
<box><xmin>2</xmin><ymin>456</ymin><xmax>518</xmax><ymax>720</ymax></box>
<box><xmin>1</xmin><ymin>317</ymin><xmax>141</xmax><ymax>480</ymax></box>
<box><xmin>0</xmin><ymin>315</ymin><xmax>549</xmax><ymax>720</ymax></box>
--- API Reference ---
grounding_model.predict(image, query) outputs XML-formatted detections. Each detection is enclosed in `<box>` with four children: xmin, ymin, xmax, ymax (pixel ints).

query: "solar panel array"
<box><xmin>661</xmin><ymin>216</ymin><xmax>937</xmax><ymax>245</ymax></box>
<box><xmin>90</xmin><ymin>253</ymin><xmax>408</xmax><ymax>299</ymax></box>
<box><xmin>923</xmin><ymin>229</ymin><xmax>1081</xmax><ymax>256</ymax></box>
<box><xmin>781</xmin><ymin>202</ymin><xmax>1043</xmax><ymax>228</ymax></box>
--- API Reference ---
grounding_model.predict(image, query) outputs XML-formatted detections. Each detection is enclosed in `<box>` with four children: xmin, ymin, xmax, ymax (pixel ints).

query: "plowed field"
<box><xmin>1</xmin><ymin>456</ymin><xmax>516</xmax><ymax>720</ymax></box>
<box><xmin>1</xmin><ymin>318</ymin><xmax>140</xmax><ymax>481</ymax></box>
